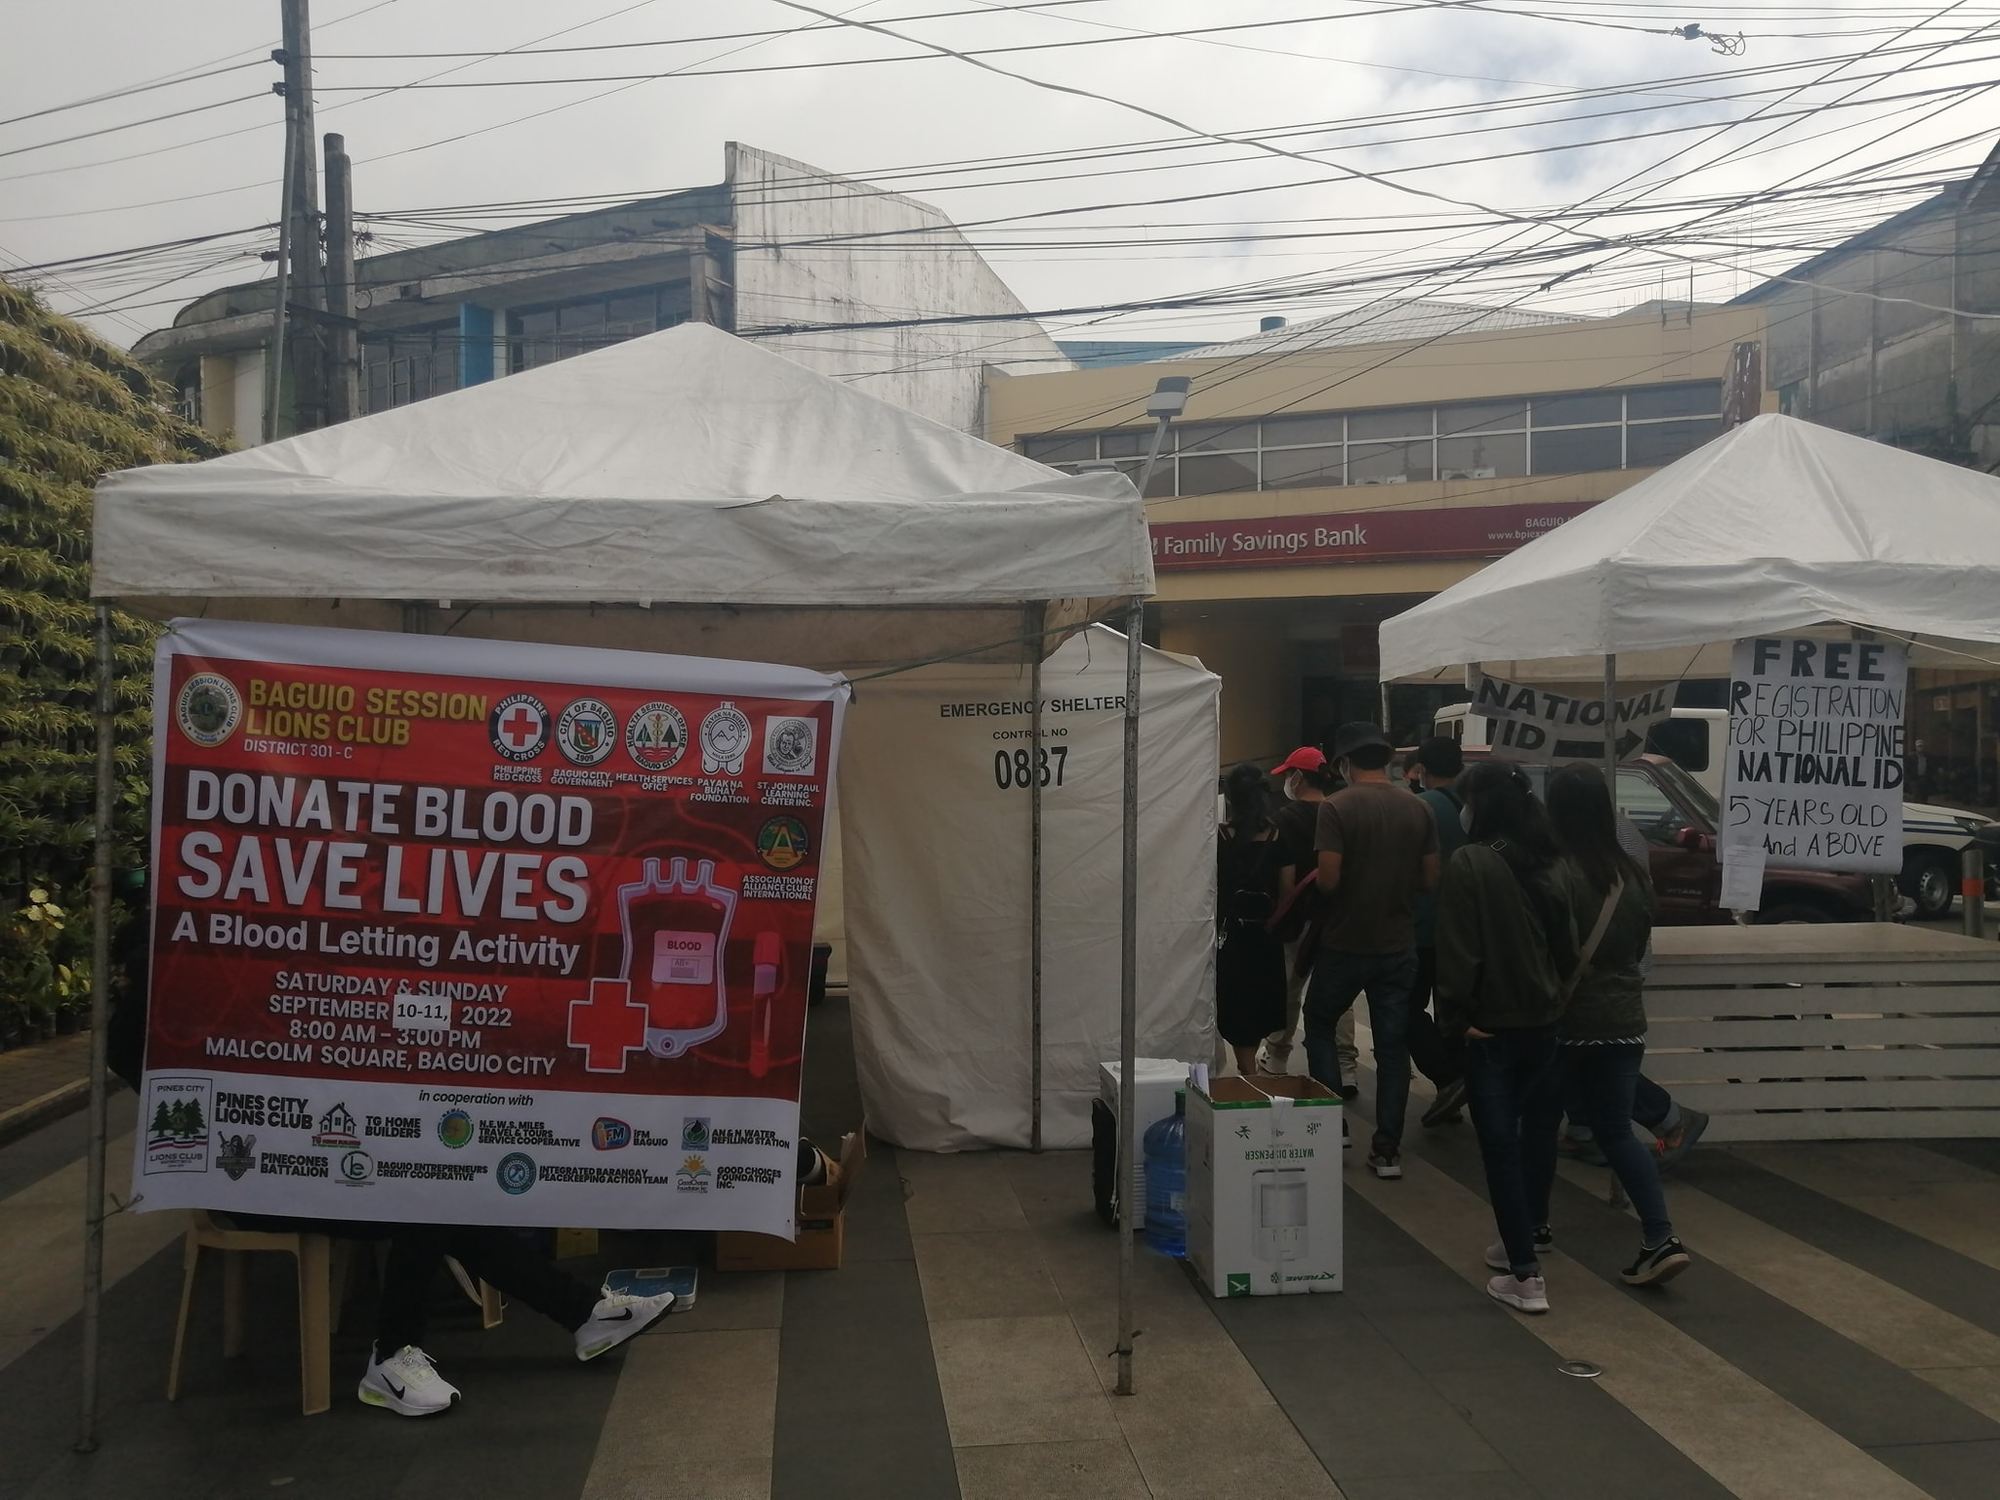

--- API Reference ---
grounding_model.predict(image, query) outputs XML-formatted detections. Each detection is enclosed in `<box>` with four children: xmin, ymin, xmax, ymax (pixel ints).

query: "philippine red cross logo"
<box><xmin>488</xmin><ymin>692</ymin><xmax>551</xmax><ymax>762</ymax></box>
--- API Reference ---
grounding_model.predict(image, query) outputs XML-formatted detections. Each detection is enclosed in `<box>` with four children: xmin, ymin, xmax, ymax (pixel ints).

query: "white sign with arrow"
<box><xmin>1468</xmin><ymin>671</ymin><xmax>1678</xmax><ymax>764</ymax></box>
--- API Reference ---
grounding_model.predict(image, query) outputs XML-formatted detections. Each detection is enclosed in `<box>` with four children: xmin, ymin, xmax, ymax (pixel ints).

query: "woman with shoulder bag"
<box><xmin>1434</xmin><ymin>761</ymin><xmax>1579</xmax><ymax>1314</ymax></box>
<box><xmin>1216</xmin><ymin>762</ymin><xmax>1290</xmax><ymax>1077</ymax></box>
<box><xmin>1528</xmin><ymin>765</ymin><xmax>1692</xmax><ymax>1287</ymax></box>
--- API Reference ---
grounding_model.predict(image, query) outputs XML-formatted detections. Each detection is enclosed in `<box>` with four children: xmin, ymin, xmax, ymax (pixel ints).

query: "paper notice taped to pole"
<box><xmin>1720</xmin><ymin>636</ymin><xmax>1907</xmax><ymax>874</ymax></box>
<box><xmin>1467</xmin><ymin>670</ymin><xmax>1676</xmax><ymax>764</ymax></box>
<box><xmin>1720</xmin><ymin>847</ymin><xmax>1766</xmax><ymax>911</ymax></box>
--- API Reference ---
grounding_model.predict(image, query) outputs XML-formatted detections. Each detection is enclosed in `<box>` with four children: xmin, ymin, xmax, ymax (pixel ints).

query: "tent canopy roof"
<box><xmin>1380</xmin><ymin>414</ymin><xmax>2000</xmax><ymax>681</ymax></box>
<box><xmin>92</xmin><ymin>322</ymin><xmax>1152</xmax><ymax>613</ymax></box>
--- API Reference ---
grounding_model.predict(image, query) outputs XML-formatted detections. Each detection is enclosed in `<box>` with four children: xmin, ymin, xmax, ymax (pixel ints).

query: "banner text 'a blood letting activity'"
<box><xmin>134</xmin><ymin>620</ymin><xmax>846</xmax><ymax>1234</ymax></box>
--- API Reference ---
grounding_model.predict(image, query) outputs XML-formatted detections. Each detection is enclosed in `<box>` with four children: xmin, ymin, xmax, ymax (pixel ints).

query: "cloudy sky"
<box><xmin>4</xmin><ymin>0</ymin><xmax>1997</xmax><ymax>350</ymax></box>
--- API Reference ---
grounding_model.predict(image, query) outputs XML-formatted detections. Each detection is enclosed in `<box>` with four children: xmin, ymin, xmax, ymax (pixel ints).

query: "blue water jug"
<box><xmin>1143</xmin><ymin>1090</ymin><xmax>1188</xmax><ymax>1257</ymax></box>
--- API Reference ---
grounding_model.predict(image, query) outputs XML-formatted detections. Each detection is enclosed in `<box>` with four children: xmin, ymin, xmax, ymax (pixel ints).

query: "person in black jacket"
<box><xmin>1528</xmin><ymin>766</ymin><xmax>1691</xmax><ymax>1287</ymax></box>
<box><xmin>1216</xmin><ymin>763</ymin><xmax>1290</xmax><ymax>1076</ymax></box>
<box><xmin>1433</xmin><ymin>763</ymin><xmax>1578</xmax><ymax>1315</ymax></box>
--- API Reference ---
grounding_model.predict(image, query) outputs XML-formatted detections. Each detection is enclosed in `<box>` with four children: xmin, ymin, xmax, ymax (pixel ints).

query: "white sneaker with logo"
<box><xmin>358</xmin><ymin>1345</ymin><xmax>460</xmax><ymax>1416</ymax></box>
<box><xmin>575</xmin><ymin>1289</ymin><xmax>677</xmax><ymax>1361</ymax></box>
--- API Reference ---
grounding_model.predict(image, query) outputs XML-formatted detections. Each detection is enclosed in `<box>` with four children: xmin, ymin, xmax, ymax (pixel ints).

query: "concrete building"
<box><xmin>1734</xmin><ymin>140</ymin><xmax>2000</xmax><ymax>467</ymax></box>
<box><xmin>985</xmin><ymin>298</ymin><xmax>1771</xmax><ymax>764</ymax></box>
<box><xmin>134</xmin><ymin>142</ymin><xmax>1067</xmax><ymax>441</ymax></box>
<box><xmin>1734</xmin><ymin>144</ymin><xmax>2000</xmax><ymax>806</ymax></box>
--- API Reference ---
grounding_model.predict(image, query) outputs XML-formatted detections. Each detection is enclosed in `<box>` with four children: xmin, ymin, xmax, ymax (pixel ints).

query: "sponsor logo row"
<box><xmin>145</xmin><ymin>1079</ymin><xmax>794</xmax><ymax>1201</ymax></box>
<box><xmin>175</xmin><ymin>674</ymin><xmax>822</xmax><ymax>782</ymax></box>
<box><xmin>490</xmin><ymin>695</ymin><xmax>819</xmax><ymax>778</ymax></box>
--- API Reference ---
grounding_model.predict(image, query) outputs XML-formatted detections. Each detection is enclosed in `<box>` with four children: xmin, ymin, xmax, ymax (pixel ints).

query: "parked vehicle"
<box><xmin>1433</xmin><ymin>703</ymin><xmax>1998</xmax><ymax>919</ymax></box>
<box><xmin>1423</xmin><ymin>745</ymin><xmax>1877</xmax><ymax>925</ymax></box>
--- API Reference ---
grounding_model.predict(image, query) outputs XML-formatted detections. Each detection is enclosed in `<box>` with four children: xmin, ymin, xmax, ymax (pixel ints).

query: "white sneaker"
<box><xmin>1486</xmin><ymin>1273</ymin><xmax>1550</xmax><ymax>1314</ymax></box>
<box><xmin>358</xmin><ymin>1344</ymin><xmax>459</xmax><ymax>1416</ymax></box>
<box><xmin>575</xmin><ymin>1289</ymin><xmax>676</xmax><ymax>1361</ymax></box>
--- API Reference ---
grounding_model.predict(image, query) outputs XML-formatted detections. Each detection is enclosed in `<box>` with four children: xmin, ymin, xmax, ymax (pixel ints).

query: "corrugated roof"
<box><xmin>1160</xmin><ymin>299</ymin><xmax>1587</xmax><ymax>361</ymax></box>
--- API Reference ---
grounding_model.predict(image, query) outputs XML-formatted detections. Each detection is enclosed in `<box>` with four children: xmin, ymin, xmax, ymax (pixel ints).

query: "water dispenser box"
<box><xmin>1185</xmin><ymin>1076</ymin><xmax>1344</xmax><ymax>1297</ymax></box>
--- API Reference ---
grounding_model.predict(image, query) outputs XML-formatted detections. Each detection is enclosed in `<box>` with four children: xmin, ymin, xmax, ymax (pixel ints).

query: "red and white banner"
<box><xmin>1148</xmin><ymin>501</ymin><xmax>1596</xmax><ymax>571</ymax></box>
<box><xmin>133</xmin><ymin>620</ymin><xmax>845</xmax><ymax>1234</ymax></box>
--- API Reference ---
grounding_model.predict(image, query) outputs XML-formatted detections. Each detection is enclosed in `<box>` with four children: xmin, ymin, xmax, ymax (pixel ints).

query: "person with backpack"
<box><xmin>1434</xmin><ymin>761</ymin><xmax>1579</xmax><ymax>1314</ymax></box>
<box><xmin>1261</xmin><ymin>746</ymin><xmax>1347</xmax><ymax>1082</ymax></box>
<box><xmin>1529</xmin><ymin>764</ymin><xmax>1692</xmax><ymax>1288</ymax></box>
<box><xmin>1216</xmin><ymin>761</ymin><xmax>1291</xmax><ymax>1076</ymax></box>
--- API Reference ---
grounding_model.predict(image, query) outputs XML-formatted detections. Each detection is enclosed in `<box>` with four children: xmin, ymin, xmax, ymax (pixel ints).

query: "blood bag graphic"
<box><xmin>615</xmin><ymin>857</ymin><xmax>738</xmax><ymax>1058</ymax></box>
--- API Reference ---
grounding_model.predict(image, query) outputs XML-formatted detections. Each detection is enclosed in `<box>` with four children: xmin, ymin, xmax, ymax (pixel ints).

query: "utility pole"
<box><xmin>261</xmin><ymin>26</ymin><xmax>298</xmax><ymax>444</ymax></box>
<box><xmin>281</xmin><ymin>0</ymin><xmax>326</xmax><ymax>433</ymax></box>
<box><xmin>323</xmin><ymin>132</ymin><xmax>360</xmax><ymax>422</ymax></box>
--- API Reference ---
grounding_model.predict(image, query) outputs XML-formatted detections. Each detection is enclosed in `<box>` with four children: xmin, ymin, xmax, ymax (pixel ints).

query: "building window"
<box><xmin>362</xmin><ymin>325</ymin><xmax>459</xmax><ymax>414</ymax></box>
<box><xmin>507</xmin><ymin>287</ymin><xmax>686</xmax><ymax>373</ymax></box>
<box><xmin>1018</xmin><ymin>380</ymin><xmax>1721</xmax><ymax>495</ymax></box>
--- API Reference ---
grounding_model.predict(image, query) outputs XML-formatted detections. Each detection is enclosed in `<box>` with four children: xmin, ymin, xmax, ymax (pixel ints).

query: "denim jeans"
<box><xmin>1463</xmin><ymin>1025</ymin><xmax>1561</xmax><ymax>1278</ymax></box>
<box><xmin>1532</xmin><ymin>1044</ymin><xmax>1674</xmax><ymax>1246</ymax></box>
<box><xmin>1564</xmin><ymin>1068</ymin><xmax>1674</xmax><ymax>1134</ymax></box>
<box><xmin>1304</xmin><ymin>948</ymin><xmax>1418</xmax><ymax>1153</ymax></box>
<box><xmin>1405</xmin><ymin>946</ymin><xmax>1462</xmax><ymax>1088</ymax></box>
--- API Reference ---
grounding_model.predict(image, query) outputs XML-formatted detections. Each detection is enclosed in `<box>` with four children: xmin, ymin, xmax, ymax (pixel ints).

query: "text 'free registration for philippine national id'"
<box><xmin>133</xmin><ymin>620</ymin><xmax>846</xmax><ymax>1233</ymax></box>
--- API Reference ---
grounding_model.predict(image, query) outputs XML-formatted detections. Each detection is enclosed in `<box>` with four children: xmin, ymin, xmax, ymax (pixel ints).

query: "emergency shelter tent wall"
<box><xmin>86</xmin><ymin>321</ymin><xmax>1163</xmax><ymax>1420</ymax></box>
<box><xmin>1379</xmin><ymin>413</ymin><xmax>2000</xmax><ymax>684</ymax></box>
<box><xmin>839</xmin><ymin>626</ymin><xmax>1218</xmax><ymax>1152</ymax></box>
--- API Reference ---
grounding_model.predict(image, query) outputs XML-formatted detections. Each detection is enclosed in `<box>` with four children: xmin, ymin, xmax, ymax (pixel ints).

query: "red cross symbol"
<box><xmin>498</xmin><ymin>704</ymin><xmax>543</xmax><ymax>749</ymax></box>
<box><xmin>568</xmin><ymin>979</ymin><xmax>647</xmax><ymax>1073</ymax></box>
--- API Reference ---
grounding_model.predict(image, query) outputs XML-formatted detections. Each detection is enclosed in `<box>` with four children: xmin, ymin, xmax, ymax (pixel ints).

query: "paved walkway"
<box><xmin>7</xmin><ymin>998</ymin><xmax>2000</xmax><ymax>1499</ymax></box>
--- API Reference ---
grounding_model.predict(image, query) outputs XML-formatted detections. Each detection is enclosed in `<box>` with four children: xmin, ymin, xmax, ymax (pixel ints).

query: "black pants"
<box><xmin>216</xmin><ymin>1214</ymin><xmax>598</xmax><ymax>1356</ymax></box>
<box><xmin>1406</xmin><ymin>947</ymin><xmax>1463</xmax><ymax>1088</ymax></box>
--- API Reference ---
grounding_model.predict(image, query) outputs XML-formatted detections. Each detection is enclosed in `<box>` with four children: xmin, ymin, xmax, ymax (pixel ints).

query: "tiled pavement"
<box><xmin>9</xmin><ymin>998</ymin><xmax>2000</xmax><ymax>1499</ymax></box>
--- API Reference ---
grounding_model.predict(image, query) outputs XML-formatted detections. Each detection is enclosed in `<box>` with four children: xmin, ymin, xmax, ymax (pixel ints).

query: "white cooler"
<box><xmin>1098</xmin><ymin>1058</ymin><xmax>1193</xmax><ymax>1223</ymax></box>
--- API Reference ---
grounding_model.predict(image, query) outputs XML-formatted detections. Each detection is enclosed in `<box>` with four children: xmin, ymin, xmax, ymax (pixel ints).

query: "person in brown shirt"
<box><xmin>1308</xmin><ymin>722</ymin><xmax>1440</xmax><ymax>1179</ymax></box>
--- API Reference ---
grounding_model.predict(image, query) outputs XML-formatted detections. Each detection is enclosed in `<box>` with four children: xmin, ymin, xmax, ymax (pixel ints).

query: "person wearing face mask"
<box><xmin>1433</xmin><ymin>761</ymin><xmax>1580</xmax><ymax>1315</ymax></box>
<box><xmin>1306</xmin><ymin>723</ymin><xmax>1441</xmax><ymax>1179</ymax></box>
<box><xmin>1261</xmin><ymin>746</ymin><xmax>1350</xmax><ymax>1082</ymax></box>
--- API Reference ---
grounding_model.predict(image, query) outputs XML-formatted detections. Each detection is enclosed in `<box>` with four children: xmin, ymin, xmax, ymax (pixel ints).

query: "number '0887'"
<box><xmin>993</xmin><ymin>745</ymin><xmax>1068</xmax><ymax>790</ymax></box>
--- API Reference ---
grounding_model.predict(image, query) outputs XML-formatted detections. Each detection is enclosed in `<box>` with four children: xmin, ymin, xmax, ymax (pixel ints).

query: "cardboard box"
<box><xmin>1185</xmin><ymin>1076</ymin><xmax>1343</xmax><ymax>1297</ymax></box>
<box><xmin>1097</xmin><ymin>1057</ymin><xmax>1195</xmax><ymax>1223</ymax></box>
<box><xmin>714</xmin><ymin>1131</ymin><xmax>865</xmax><ymax>1272</ymax></box>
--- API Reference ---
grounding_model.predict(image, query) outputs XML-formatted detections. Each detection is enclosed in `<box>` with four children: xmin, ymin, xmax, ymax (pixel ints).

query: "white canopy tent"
<box><xmin>82</xmin><ymin>322</ymin><xmax>1163</xmax><ymax>1436</ymax></box>
<box><xmin>840</xmin><ymin>626</ymin><xmax>1218</xmax><ymax>1152</ymax></box>
<box><xmin>1381</xmin><ymin>413</ymin><xmax>2000</xmax><ymax>685</ymax></box>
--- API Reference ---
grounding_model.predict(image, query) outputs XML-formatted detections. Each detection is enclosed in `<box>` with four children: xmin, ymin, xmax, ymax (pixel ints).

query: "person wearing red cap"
<box><xmin>1262</xmin><ymin>747</ymin><xmax>1351</xmax><ymax>1087</ymax></box>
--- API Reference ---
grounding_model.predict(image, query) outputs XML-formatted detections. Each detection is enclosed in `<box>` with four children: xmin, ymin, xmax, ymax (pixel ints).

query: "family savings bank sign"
<box><xmin>1148</xmin><ymin>500</ymin><xmax>1596</xmax><ymax>571</ymax></box>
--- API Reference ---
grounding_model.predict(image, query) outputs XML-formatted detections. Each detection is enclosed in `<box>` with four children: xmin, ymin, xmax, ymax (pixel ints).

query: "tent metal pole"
<box><xmin>76</xmin><ymin>604</ymin><xmax>115</xmax><ymax>1453</ymax></box>
<box><xmin>1603</xmin><ymin>654</ymin><xmax>1617</xmax><ymax>787</ymax></box>
<box><xmin>1115</xmin><ymin>597</ymin><xmax>1142</xmax><ymax>1396</ymax></box>
<box><xmin>1029</xmin><ymin>603</ymin><xmax>1046</xmax><ymax>1154</ymax></box>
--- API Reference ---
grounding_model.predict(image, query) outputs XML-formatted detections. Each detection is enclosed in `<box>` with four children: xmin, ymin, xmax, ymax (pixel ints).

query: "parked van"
<box><xmin>1431</xmin><ymin>703</ymin><xmax>1997</xmax><ymax>919</ymax></box>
